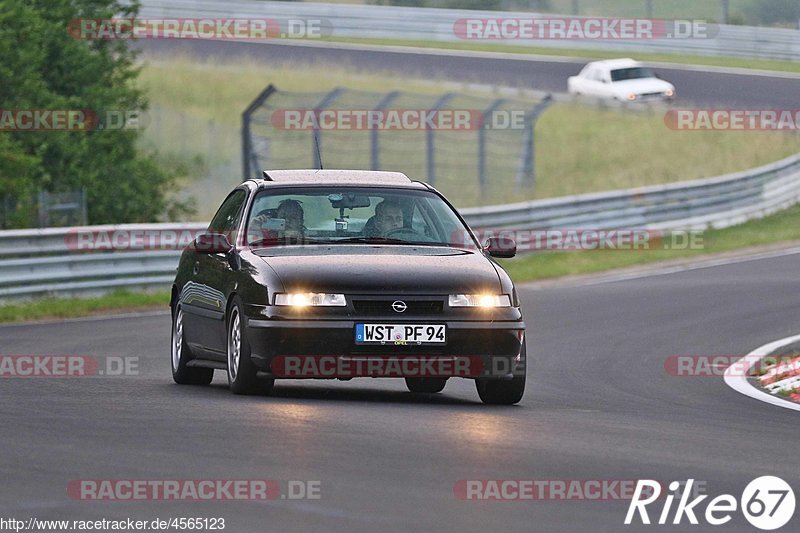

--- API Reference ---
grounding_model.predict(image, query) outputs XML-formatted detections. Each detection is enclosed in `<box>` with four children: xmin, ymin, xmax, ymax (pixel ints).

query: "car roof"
<box><xmin>586</xmin><ymin>58</ymin><xmax>641</xmax><ymax>70</ymax></box>
<box><xmin>255</xmin><ymin>169</ymin><xmax>429</xmax><ymax>189</ymax></box>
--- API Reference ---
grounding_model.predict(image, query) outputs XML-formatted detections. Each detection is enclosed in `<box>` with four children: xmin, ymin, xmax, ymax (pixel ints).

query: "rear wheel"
<box><xmin>171</xmin><ymin>305</ymin><xmax>213</xmax><ymax>385</ymax></box>
<box><xmin>227</xmin><ymin>297</ymin><xmax>273</xmax><ymax>395</ymax></box>
<box><xmin>405</xmin><ymin>377</ymin><xmax>447</xmax><ymax>394</ymax></box>
<box><xmin>475</xmin><ymin>344</ymin><xmax>526</xmax><ymax>405</ymax></box>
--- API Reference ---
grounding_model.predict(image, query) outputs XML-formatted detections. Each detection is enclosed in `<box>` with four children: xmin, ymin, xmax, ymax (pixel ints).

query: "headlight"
<box><xmin>664</xmin><ymin>89</ymin><xmax>674</xmax><ymax>97</ymax></box>
<box><xmin>449</xmin><ymin>294</ymin><xmax>512</xmax><ymax>308</ymax></box>
<box><xmin>627</xmin><ymin>93</ymin><xmax>637</xmax><ymax>101</ymax></box>
<box><xmin>274</xmin><ymin>293</ymin><xmax>346</xmax><ymax>307</ymax></box>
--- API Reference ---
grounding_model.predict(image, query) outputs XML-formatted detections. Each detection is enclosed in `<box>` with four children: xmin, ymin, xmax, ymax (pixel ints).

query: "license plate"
<box><xmin>355</xmin><ymin>324</ymin><xmax>446</xmax><ymax>345</ymax></box>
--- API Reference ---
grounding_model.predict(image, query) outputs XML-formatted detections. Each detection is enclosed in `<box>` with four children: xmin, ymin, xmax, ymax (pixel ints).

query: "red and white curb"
<box><xmin>724</xmin><ymin>334</ymin><xmax>800</xmax><ymax>412</ymax></box>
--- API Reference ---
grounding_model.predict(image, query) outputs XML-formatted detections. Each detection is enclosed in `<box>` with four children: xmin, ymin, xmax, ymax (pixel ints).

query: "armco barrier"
<box><xmin>1</xmin><ymin>152</ymin><xmax>799</xmax><ymax>300</ymax></box>
<box><xmin>137</xmin><ymin>0</ymin><xmax>800</xmax><ymax>62</ymax></box>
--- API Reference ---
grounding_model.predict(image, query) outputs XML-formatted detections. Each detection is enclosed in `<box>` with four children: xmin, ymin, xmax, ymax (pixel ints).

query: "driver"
<box><xmin>373</xmin><ymin>200</ymin><xmax>404</xmax><ymax>236</ymax></box>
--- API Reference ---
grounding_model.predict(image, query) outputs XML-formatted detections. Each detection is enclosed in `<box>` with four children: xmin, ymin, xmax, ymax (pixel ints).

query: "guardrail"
<box><xmin>138</xmin><ymin>0</ymin><xmax>800</xmax><ymax>61</ymax></box>
<box><xmin>2</xmin><ymin>152</ymin><xmax>800</xmax><ymax>300</ymax></box>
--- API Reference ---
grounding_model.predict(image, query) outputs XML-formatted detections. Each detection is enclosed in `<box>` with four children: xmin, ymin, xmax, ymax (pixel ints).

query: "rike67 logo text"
<box><xmin>625</xmin><ymin>477</ymin><xmax>795</xmax><ymax>530</ymax></box>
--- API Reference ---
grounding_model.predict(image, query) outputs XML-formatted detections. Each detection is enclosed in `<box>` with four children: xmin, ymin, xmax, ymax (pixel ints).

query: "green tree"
<box><xmin>0</xmin><ymin>0</ymin><xmax>193</xmax><ymax>227</ymax></box>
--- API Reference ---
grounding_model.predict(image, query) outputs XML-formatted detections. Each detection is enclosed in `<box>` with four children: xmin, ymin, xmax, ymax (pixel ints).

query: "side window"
<box><xmin>208</xmin><ymin>189</ymin><xmax>247</xmax><ymax>238</ymax></box>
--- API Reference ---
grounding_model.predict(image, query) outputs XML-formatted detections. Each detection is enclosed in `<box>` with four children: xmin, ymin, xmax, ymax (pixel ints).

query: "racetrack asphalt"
<box><xmin>136</xmin><ymin>39</ymin><xmax>800</xmax><ymax>108</ymax></box>
<box><xmin>2</xmin><ymin>252</ymin><xmax>798</xmax><ymax>532</ymax></box>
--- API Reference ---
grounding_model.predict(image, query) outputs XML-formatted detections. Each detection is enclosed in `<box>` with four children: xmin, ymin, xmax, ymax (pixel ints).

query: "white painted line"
<box><xmin>724</xmin><ymin>334</ymin><xmax>800</xmax><ymax>412</ymax></box>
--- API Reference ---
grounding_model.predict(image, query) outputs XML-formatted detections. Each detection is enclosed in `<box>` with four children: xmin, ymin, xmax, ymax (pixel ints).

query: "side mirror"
<box><xmin>193</xmin><ymin>233</ymin><xmax>233</xmax><ymax>254</ymax></box>
<box><xmin>485</xmin><ymin>237</ymin><xmax>516</xmax><ymax>258</ymax></box>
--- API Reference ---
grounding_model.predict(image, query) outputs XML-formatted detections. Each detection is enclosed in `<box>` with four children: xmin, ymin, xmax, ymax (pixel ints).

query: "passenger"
<box><xmin>250</xmin><ymin>199</ymin><xmax>305</xmax><ymax>243</ymax></box>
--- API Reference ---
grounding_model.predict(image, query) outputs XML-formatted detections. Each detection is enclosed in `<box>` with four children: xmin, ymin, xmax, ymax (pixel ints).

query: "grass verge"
<box><xmin>138</xmin><ymin>56</ymin><xmax>800</xmax><ymax>214</ymax></box>
<box><xmin>498</xmin><ymin>204</ymin><xmax>800</xmax><ymax>281</ymax></box>
<box><xmin>0</xmin><ymin>290</ymin><xmax>169</xmax><ymax>324</ymax></box>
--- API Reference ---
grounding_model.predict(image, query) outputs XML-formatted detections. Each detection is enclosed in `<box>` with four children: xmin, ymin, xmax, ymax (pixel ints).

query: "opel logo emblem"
<box><xmin>392</xmin><ymin>301</ymin><xmax>407</xmax><ymax>313</ymax></box>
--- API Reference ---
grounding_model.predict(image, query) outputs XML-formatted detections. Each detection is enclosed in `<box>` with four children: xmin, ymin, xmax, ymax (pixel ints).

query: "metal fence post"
<box><xmin>426</xmin><ymin>93</ymin><xmax>455</xmax><ymax>186</ymax></box>
<box><xmin>645</xmin><ymin>0</ymin><xmax>653</xmax><ymax>18</ymax></box>
<box><xmin>478</xmin><ymin>98</ymin><xmax>506</xmax><ymax>199</ymax></box>
<box><xmin>516</xmin><ymin>95</ymin><xmax>553</xmax><ymax>189</ymax></box>
<box><xmin>721</xmin><ymin>0</ymin><xmax>729</xmax><ymax>24</ymax></box>
<box><xmin>371</xmin><ymin>91</ymin><xmax>401</xmax><ymax>170</ymax></box>
<box><xmin>241</xmin><ymin>84</ymin><xmax>277</xmax><ymax>179</ymax></box>
<box><xmin>313</xmin><ymin>88</ymin><xmax>346</xmax><ymax>169</ymax></box>
<box><xmin>572</xmin><ymin>0</ymin><xmax>579</xmax><ymax>15</ymax></box>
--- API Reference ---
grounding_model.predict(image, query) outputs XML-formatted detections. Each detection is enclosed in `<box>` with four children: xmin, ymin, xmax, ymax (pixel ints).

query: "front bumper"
<box><xmin>245</xmin><ymin>317</ymin><xmax>525</xmax><ymax>379</ymax></box>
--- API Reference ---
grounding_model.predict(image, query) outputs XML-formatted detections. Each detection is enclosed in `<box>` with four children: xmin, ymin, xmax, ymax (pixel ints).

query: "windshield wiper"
<box><xmin>332</xmin><ymin>237</ymin><xmax>409</xmax><ymax>244</ymax></box>
<box><xmin>248</xmin><ymin>236</ymin><xmax>330</xmax><ymax>248</ymax></box>
<box><xmin>332</xmin><ymin>237</ymin><xmax>453</xmax><ymax>246</ymax></box>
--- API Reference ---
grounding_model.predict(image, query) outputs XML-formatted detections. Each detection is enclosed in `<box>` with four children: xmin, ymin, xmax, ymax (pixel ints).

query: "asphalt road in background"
<box><xmin>137</xmin><ymin>40</ymin><xmax>800</xmax><ymax>108</ymax></box>
<box><xmin>2</xmin><ymin>253</ymin><xmax>798</xmax><ymax>532</ymax></box>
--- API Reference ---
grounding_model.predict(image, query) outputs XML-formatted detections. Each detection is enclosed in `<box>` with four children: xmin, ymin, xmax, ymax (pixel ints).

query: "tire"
<box><xmin>475</xmin><ymin>344</ymin><xmax>526</xmax><ymax>405</ymax></box>
<box><xmin>227</xmin><ymin>297</ymin><xmax>274</xmax><ymax>395</ymax></box>
<box><xmin>171</xmin><ymin>304</ymin><xmax>214</xmax><ymax>385</ymax></box>
<box><xmin>405</xmin><ymin>377</ymin><xmax>447</xmax><ymax>394</ymax></box>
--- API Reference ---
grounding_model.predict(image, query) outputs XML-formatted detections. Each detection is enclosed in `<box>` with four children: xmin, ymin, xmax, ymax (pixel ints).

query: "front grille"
<box><xmin>640</xmin><ymin>92</ymin><xmax>665</xmax><ymax>99</ymax></box>
<box><xmin>352</xmin><ymin>299</ymin><xmax>444</xmax><ymax>316</ymax></box>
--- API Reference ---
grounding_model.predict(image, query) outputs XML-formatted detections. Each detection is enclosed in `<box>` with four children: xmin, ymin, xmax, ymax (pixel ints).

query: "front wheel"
<box><xmin>475</xmin><ymin>344</ymin><xmax>526</xmax><ymax>405</ymax></box>
<box><xmin>227</xmin><ymin>297</ymin><xmax>273</xmax><ymax>395</ymax></box>
<box><xmin>405</xmin><ymin>377</ymin><xmax>447</xmax><ymax>394</ymax></box>
<box><xmin>171</xmin><ymin>304</ymin><xmax>214</xmax><ymax>385</ymax></box>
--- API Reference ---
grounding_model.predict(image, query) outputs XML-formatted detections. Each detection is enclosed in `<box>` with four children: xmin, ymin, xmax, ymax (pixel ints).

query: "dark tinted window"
<box><xmin>610</xmin><ymin>67</ymin><xmax>655</xmax><ymax>82</ymax></box>
<box><xmin>208</xmin><ymin>189</ymin><xmax>247</xmax><ymax>236</ymax></box>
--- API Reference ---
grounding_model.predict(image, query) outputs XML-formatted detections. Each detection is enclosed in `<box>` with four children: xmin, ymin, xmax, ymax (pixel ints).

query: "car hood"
<box><xmin>612</xmin><ymin>78</ymin><xmax>673</xmax><ymax>95</ymax></box>
<box><xmin>254</xmin><ymin>245</ymin><xmax>502</xmax><ymax>294</ymax></box>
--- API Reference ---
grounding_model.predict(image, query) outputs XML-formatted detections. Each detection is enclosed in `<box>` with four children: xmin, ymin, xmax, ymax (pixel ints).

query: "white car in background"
<box><xmin>567</xmin><ymin>58</ymin><xmax>675</xmax><ymax>102</ymax></box>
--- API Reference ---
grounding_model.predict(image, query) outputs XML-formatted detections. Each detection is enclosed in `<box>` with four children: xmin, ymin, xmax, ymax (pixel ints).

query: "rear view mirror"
<box><xmin>485</xmin><ymin>236</ymin><xmax>517</xmax><ymax>258</ymax></box>
<box><xmin>328</xmin><ymin>193</ymin><xmax>371</xmax><ymax>209</ymax></box>
<box><xmin>193</xmin><ymin>233</ymin><xmax>233</xmax><ymax>254</ymax></box>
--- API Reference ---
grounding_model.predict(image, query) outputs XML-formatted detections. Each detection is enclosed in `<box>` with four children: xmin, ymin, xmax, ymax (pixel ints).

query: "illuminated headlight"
<box><xmin>449</xmin><ymin>294</ymin><xmax>512</xmax><ymax>308</ymax></box>
<box><xmin>627</xmin><ymin>93</ymin><xmax>637</xmax><ymax>101</ymax></box>
<box><xmin>274</xmin><ymin>293</ymin><xmax>346</xmax><ymax>307</ymax></box>
<box><xmin>664</xmin><ymin>89</ymin><xmax>675</xmax><ymax>97</ymax></box>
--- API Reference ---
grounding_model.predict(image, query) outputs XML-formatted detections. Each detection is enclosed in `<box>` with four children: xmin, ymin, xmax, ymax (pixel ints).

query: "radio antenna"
<box><xmin>313</xmin><ymin>129</ymin><xmax>323</xmax><ymax>170</ymax></box>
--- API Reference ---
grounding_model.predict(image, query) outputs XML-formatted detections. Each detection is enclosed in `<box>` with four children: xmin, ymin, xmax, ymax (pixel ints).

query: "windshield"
<box><xmin>610</xmin><ymin>67</ymin><xmax>656</xmax><ymax>82</ymax></box>
<box><xmin>245</xmin><ymin>186</ymin><xmax>478</xmax><ymax>249</ymax></box>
